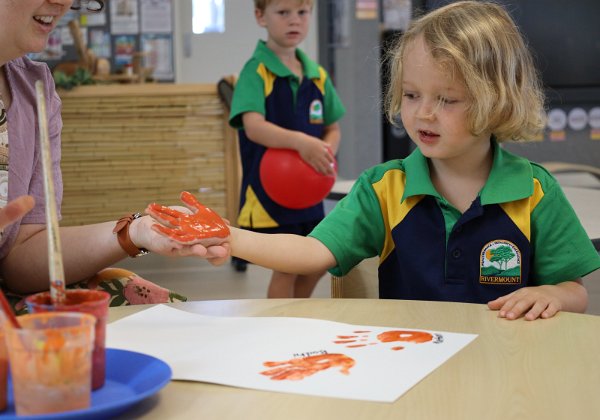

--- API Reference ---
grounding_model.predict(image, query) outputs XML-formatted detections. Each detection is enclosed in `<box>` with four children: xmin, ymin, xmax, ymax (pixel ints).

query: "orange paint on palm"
<box><xmin>148</xmin><ymin>191</ymin><xmax>230</xmax><ymax>242</ymax></box>
<box><xmin>261</xmin><ymin>354</ymin><xmax>355</xmax><ymax>381</ymax></box>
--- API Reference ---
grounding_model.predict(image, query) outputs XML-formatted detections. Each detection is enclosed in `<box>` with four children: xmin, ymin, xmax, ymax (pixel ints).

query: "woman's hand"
<box><xmin>0</xmin><ymin>196</ymin><xmax>35</xmax><ymax>230</ymax></box>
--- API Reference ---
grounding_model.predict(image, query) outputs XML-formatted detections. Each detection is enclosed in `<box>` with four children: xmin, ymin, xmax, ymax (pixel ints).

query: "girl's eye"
<box><xmin>403</xmin><ymin>93</ymin><xmax>417</xmax><ymax>100</ymax></box>
<box><xmin>440</xmin><ymin>97</ymin><xmax>458</xmax><ymax>105</ymax></box>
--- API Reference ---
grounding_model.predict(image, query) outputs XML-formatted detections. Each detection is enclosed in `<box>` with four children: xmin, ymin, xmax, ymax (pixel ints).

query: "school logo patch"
<box><xmin>309</xmin><ymin>99</ymin><xmax>323</xmax><ymax>124</ymax></box>
<box><xmin>480</xmin><ymin>240</ymin><xmax>521</xmax><ymax>285</ymax></box>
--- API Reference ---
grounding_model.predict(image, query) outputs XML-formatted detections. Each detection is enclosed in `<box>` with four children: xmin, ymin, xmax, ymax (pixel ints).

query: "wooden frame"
<box><xmin>58</xmin><ymin>83</ymin><xmax>240</xmax><ymax>226</ymax></box>
<box><xmin>330</xmin><ymin>257</ymin><xmax>379</xmax><ymax>298</ymax></box>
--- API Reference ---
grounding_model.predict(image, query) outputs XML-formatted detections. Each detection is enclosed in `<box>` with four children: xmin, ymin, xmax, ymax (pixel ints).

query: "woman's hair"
<box><xmin>385</xmin><ymin>1</ymin><xmax>546</xmax><ymax>141</ymax></box>
<box><xmin>254</xmin><ymin>0</ymin><xmax>313</xmax><ymax>12</ymax></box>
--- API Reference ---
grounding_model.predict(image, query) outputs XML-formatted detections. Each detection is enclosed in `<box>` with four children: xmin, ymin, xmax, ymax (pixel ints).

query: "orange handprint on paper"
<box><xmin>260</xmin><ymin>354</ymin><xmax>355</xmax><ymax>381</ymax></box>
<box><xmin>334</xmin><ymin>330</ymin><xmax>441</xmax><ymax>351</ymax></box>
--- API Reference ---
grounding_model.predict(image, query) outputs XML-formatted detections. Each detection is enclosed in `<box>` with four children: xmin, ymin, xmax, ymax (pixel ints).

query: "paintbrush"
<box><xmin>35</xmin><ymin>80</ymin><xmax>66</xmax><ymax>305</ymax></box>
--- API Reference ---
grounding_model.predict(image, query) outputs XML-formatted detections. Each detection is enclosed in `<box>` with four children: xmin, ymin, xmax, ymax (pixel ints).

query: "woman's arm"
<box><xmin>0</xmin><ymin>215</ymin><xmax>228</xmax><ymax>294</ymax></box>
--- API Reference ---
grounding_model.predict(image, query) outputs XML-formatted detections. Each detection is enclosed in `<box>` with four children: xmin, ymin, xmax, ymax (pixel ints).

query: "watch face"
<box><xmin>135</xmin><ymin>249</ymin><xmax>150</xmax><ymax>257</ymax></box>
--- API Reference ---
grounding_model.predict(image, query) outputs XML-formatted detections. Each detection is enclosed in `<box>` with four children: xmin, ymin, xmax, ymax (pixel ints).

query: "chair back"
<box><xmin>330</xmin><ymin>257</ymin><xmax>379</xmax><ymax>298</ymax></box>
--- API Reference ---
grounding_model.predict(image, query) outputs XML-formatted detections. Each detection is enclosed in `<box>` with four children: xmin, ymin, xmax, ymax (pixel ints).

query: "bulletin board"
<box><xmin>29</xmin><ymin>0</ymin><xmax>175</xmax><ymax>82</ymax></box>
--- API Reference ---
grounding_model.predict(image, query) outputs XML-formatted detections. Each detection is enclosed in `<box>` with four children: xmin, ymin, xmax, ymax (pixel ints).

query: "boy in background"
<box><xmin>229</xmin><ymin>0</ymin><xmax>345</xmax><ymax>298</ymax></box>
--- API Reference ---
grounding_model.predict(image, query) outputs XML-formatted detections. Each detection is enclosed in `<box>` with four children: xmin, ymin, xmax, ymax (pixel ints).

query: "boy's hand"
<box><xmin>487</xmin><ymin>285</ymin><xmax>564</xmax><ymax>320</ymax></box>
<box><xmin>297</xmin><ymin>134</ymin><xmax>335</xmax><ymax>175</ymax></box>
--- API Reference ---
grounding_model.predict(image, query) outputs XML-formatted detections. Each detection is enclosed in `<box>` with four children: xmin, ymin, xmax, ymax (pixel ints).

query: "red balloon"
<box><xmin>259</xmin><ymin>148</ymin><xmax>337</xmax><ymax>209</ymax></box>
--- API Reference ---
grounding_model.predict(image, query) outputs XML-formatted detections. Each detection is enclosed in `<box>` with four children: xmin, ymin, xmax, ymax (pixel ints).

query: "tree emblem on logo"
<box><xmin>487</xmin><ymin>245</ymin><xmax>516</xmax><ymax>271</ymax></box>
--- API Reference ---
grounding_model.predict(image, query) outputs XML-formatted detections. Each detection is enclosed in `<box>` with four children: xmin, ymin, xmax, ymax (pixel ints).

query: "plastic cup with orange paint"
<box><xmin>4</xmin><ymin>312</ymin><xmax>95</xmax><ymax>416</ymax></box>
<box><xmin>25</xmin><ymin>289</ymin><xmax>110</xmax><ymax>390</ymax></box>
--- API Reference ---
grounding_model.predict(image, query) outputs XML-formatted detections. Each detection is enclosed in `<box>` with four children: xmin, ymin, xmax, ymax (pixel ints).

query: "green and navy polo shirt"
<box><xmin>229</xmin><ymin>40</ymin><xmax>345</xmax><ymax>228</ymax></box>
<box><xmin>310</xmin><ymin>141</ymin><xmax>600</xmax><ymax>304</ymax></box>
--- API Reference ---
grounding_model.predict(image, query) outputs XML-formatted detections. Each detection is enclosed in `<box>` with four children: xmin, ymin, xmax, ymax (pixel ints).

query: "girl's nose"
<box><xmin>416</xmin><ymin>100</ymin><xmax>436</xmax><ymax>120</ymax></box>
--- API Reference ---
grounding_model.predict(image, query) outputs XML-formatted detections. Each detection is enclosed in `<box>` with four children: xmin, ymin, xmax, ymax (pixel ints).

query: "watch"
<box><xmin>113</xmin><ymin>212</ymin><xmax>150</xmax><ymax>258</ymax></box>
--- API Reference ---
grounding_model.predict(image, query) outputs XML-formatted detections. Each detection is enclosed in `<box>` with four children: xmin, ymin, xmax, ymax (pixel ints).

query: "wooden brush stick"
<box><xmin>35</xmin><ymin>80</ymin><xmax>66</xmax><ymax>304</ymax></box>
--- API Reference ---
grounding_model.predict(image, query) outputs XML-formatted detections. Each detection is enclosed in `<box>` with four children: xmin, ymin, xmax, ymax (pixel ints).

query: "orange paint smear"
<box><xmin>260</xmin><ymin>354</ymin><xmax>355</xmax><ymax>381</ymax></box>
<box><xmin>377</xmin><ymin>330</ymin><xmax>433</xmax><ymax>344</ymax></box>
<box><xmin>148</xmin><ymin>191</ymin><xmax>230</xmax><ymax>242</ymax></box>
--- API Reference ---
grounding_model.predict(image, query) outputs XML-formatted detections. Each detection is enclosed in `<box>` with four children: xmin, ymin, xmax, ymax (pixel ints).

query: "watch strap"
<box><xmin>113</xmin><ymin>213</ymin><xmax>149</xmax><ymax>258</ymax></box>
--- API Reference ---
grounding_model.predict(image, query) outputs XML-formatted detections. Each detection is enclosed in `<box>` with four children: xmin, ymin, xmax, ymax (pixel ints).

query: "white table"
<box><xmin>108</xmin><ymin>299</ymin><xmax>600</xmax><ymax>420</ymax></box>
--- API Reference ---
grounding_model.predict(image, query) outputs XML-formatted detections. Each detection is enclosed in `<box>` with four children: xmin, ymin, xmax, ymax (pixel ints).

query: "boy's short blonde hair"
<box><xmin>386</xmin><ymin>1</ymin><xmax>545</xmax><ymax>141</ymax></box>
<box><xmin>254</xmin><ymin>0</ymin><xmax>314</xmax><ymax>12</ymax></box>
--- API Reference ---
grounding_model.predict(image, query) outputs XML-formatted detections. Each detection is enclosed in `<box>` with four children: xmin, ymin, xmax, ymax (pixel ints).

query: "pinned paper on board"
<box><xmin>107</xmin><ymin>305</ymin><xmax>477</xmax><ymax>402</ymax></box>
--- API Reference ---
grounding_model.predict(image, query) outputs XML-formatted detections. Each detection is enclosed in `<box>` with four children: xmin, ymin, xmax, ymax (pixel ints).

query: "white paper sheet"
<box><xmin>107</xmin><ymin>305</ymin><xmax>477</xmax><ymax>402</ymax></box>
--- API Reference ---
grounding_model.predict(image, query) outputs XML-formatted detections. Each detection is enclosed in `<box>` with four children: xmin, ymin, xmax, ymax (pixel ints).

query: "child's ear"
<box><xmin>255</xmin><ymin>9</ymin><xmax>267</xmax><ymax>27</ymax></box>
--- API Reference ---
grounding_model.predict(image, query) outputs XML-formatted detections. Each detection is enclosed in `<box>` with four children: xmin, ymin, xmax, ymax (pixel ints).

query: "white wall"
<box><xmin>173</xmin><ymin>1</ymin><xmax>319</xmax><ymax>83</ymax></box>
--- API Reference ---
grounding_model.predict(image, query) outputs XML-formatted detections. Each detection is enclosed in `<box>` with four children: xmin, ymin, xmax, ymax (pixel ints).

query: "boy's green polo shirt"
<box><xmin>229</xmin><ymin>41</ymin><xmax>345</xmax><ymax>228</ymax></box>
<box><xmin>230</xmin><ymin>41</ymin><xmax>345</xmax><ymax>129</ymax></box>
<box><xmin>310</xmin><ymin>141</ymin><xmax>600</xmax><ymax>303</ymax></box>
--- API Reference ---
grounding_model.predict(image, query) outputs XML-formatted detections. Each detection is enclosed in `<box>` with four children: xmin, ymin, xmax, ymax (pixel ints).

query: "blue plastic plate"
<box><xmin>0</xmin><ymin>348</ymin><xmax>172</xmax><ymax>419</ymax></box>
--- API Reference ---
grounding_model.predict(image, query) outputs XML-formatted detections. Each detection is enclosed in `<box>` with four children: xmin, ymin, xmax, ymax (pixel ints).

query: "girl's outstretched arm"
<box><xmin>229</xmin><ymin>227</ymin><xmax>337</xmax><ymax>275</ymax></box>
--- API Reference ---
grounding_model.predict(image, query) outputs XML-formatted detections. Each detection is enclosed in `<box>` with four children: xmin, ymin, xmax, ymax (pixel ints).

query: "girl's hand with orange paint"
<box><xmin>143</xmin><ymin>191</ymin><xmax>231</xmax><ymax>259</ymax></box>
<box><xmin>487</xmin><ymin>281</ymin><xmax>588</xmax><ymax>320</ymax></box>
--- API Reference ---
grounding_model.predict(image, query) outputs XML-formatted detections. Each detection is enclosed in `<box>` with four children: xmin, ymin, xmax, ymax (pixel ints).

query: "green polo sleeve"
<box><xmin>530</xmin><ymin>181</ymin><xmax>600</xmax><ymax>284</ymax></box>
<box><xmin>309</xmin><ymin>170</ymin><xmax>385</xmax><ymax>276</ymax></box>
<box><xmin>229</xmin><ymin>60</ymin><xmax>266</xmax><ymax>129</ymax></box>
<box><xmin>322</xmin><ymin>71</ymin><xmax>346</xmax><ymax>126</ymax></box>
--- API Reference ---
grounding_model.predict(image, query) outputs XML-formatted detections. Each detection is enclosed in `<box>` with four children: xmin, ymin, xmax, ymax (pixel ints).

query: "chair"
<box><xmin>330</xmin><ymin>257</ymin><xmax>379</xmax><ymax>298</ymax></box>
<box><xmin>217</xmin><ymin>77</ymin><xmax>235</xmax><ymax>111</ymax></box>
<box><xmin>542</xmin><ymin>162</ymin><xmax>600</xmax><ymax>181</ymax></box>
<box><xmin>216</xmin><ymin>76</ymin><xmax>242</xmax><ymax>225</ymax></box>
<box><xmin>217</xmin><ymin>76</ymin><xmax>247</xmax><ymax>272</ymax></box>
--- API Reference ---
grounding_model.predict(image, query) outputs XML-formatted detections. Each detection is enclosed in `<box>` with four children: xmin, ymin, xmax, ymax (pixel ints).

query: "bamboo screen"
<box><xmin>58</xmin><ymin>84</ymin><xmax>239</xmax><ymax>226</ymax></box>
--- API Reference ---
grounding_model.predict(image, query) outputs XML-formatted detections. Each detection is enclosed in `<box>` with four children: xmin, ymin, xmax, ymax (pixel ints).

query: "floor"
<box><xmin>114</xmin><ymin>253</ymin><xmax>331</xmax><ymax>301</ymax></box>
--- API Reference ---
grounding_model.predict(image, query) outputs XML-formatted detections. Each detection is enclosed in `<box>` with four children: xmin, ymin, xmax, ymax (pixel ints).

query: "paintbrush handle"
<box><xmin>35</xmin><ymin>80</ymin><xmax>65</xmax><ymax>304</ymax></box>
<box><xmin>0</xmin><ymin>289</ymin><xmax>20</xmax><ymax>329</ymax></box>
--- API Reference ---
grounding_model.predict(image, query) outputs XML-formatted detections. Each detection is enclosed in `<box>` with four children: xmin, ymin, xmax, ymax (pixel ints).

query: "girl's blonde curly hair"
<box><xmin>385</xmin><ymin>1</ymin><xmax>546</xmax><ymax>141</ymax></box>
